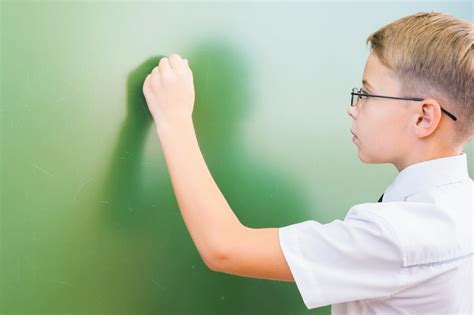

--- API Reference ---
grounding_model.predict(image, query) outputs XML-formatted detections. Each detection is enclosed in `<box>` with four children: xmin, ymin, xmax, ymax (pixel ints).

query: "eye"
<box><xmin>359</xmin><ymin>88</ymin><xmax>368</xmax><ymax>99</ymax></box>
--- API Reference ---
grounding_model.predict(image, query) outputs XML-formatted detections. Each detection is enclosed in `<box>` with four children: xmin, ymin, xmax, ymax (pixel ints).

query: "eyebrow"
<box><xmin>362</xmin><ymin>79</ymin><xmax>373</xmax><ymax>91</ymax></box>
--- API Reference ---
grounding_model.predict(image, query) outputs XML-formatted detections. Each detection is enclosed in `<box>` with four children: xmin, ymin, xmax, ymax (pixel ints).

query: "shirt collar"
<box><xmin>382</xmin><ymin>151</ymin><xmax>471</xmax><ymax>202</ymax></box>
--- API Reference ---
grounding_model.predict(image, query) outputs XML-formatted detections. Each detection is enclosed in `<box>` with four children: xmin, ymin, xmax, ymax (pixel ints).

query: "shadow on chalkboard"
<box><xmin>95</xmin><ymin>37</ymin><xmax>318</xmax><ymax>313</ymax></box>
<box><xmin>97</xmin><ymin>55</ymin><xmax>159</xmax><ymax>230</ymax></box>
<box><xmin>179</xmin><ymin>38</ymin><xmax>316</xmax><ymax>314</ymax></box>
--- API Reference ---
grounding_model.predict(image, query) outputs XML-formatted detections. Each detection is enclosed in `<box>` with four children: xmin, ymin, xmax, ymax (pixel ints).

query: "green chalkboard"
<box><xmin>1</xmin><ymin>1</ymin><xmax>472</xmax><ymax>314</ymax></box>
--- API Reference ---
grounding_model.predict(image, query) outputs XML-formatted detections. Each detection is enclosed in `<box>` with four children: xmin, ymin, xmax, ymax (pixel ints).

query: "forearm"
<box><xmin>155</xmin><ymin>119</ymin><xmax>245</xmax><ymax>267</ymax></box>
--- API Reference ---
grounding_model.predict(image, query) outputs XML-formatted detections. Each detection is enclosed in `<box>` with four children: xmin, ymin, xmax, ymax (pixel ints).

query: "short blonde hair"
<box><xmin>366</xmin><ymin>11</ymin><xmax>474</xmax><ymax>145</ymax></box>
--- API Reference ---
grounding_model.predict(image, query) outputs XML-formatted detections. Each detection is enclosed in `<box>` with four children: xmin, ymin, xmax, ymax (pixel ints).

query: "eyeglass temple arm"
<box><xmin>351</xmin><ymin>92</ymin><xmax>457</xmax><ymax>121</ymax></box>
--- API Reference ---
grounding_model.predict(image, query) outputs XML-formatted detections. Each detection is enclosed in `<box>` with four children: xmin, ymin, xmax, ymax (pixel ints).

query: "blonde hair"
<box><xmin>366</xmin><ymin>11</ymin><xmax>474</xmax><ymax>145</ymax></box>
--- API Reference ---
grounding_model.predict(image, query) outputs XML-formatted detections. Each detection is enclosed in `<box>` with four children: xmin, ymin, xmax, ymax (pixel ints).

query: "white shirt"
<box><xmin>279</xmin><ymin>152</ymin><xmax>473</xmax><ymax>314</ymax></box>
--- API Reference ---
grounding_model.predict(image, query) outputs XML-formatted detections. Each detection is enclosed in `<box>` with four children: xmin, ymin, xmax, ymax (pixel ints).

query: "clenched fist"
<box><xmin>142</xmin><ymin>53</ymin><xmax>195</xmax><ymax>126</ymax></box>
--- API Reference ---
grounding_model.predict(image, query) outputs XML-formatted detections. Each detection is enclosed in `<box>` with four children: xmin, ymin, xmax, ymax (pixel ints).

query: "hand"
<box><xmin>142</xmin><ymin>53</ymin><xmax>195</xmax><ymax>127</ymax></box>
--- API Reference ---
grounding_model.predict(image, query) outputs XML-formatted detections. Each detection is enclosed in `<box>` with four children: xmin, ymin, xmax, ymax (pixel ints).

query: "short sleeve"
<box><xmin>278</xmin><ymin>207</ymin><xmax>403</xmax><ymax>309</ymax></box>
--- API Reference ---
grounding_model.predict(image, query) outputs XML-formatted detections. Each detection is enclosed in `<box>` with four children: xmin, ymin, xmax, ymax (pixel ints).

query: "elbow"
<box><xmin>203</xmin><ymin>244</ymin><xmax>229</xmax><ymax>273</ymax></box>
<box><xmin>202</xmin><ymin>223</ymin><xmax>247</xmax><ymax>273</ymax></box>
<box><xmin>204</xmin><ymin>257</ymin><xmax>221</xmax><ymax>273</ymax></box>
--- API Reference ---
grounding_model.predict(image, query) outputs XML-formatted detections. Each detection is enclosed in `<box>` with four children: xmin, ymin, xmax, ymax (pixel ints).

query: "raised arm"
<box><xmin>142</xmin><ymin>53</ymin><xmax>294</xmax><ymax>281</ymax></box>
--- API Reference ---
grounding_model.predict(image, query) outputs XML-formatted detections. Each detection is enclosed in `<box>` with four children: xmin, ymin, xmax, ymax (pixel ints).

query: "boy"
<box><xmin>142</xmin><ymin>11</ymin><xmax>473</xmax><ymax>314</ymax></box>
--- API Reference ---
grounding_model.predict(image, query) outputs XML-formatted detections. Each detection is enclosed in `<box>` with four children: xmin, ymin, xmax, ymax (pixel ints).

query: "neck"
<box><xmin>393</xmin><ymin>145</ymin><xmax>462</xmax><ymax>172</ymax></box>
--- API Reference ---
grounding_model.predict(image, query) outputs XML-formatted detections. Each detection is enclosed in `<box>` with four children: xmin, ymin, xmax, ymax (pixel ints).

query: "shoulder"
<box><xmin>346</xmin><ymin>201</ymin><xmax>472</xmax><ymax>268</ymax></box>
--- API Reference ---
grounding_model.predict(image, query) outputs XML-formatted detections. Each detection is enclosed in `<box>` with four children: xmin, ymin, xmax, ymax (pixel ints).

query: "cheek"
<box><xmin>361</xmin><ymin>116</ymin><xmax>403</xmax><ymax>149</ymax></box>
<box><xmin>357</xmin><ymin>122</ymin><xmax>402</xmax><ymax>162</ymax></box>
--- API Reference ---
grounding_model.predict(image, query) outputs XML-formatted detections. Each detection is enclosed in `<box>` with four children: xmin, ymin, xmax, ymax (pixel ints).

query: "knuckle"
<box><xmin>159</xmin><ymin>57</ymin><xmax>168</xmax><ymax>66</ymax></box>
<box><xmin>149</xmin><ymin>76</ymin><xmax>161</xmax><ymax>91</ymax></box>
<box><xmin>169</xmin><ymin>53</ymin><xmax>180</xmax><ymax>59</ymax></box>
<box><xmin>176</xmin><ymin>68</ymin><xmax>187</xmax><ymax>75</ymax></box>
<box><xmin>161</xmin><ymin>71</ymin><xmax>175</xmax><ymax>83</ymax></box>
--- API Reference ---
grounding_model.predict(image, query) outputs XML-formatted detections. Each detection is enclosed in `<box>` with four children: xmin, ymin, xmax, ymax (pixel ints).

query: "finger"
<box><xmin>158</xmin><ymin>57</ymin><xmax>171</xmax><ymax>75</ymax></box>
<box><xmin>142</xmin><ymin>74</ymin><xmax>151</xmax><ymax>94</ymax></box>
<box><xmin>168</xmin><ymin>53</ymin><xmax>185</xmax><ymax>71</ymax></box>
<box><xmin>151</xmin><ymin>70</ymin><xmax>161</xmax><ymax>87</ymax></box>
<box><xmin>150</xmin><ymin>66</ymin><xmax>161</xmax><ymax>85</ymax></box>
<box><xmin>183</xmin><ymin>58</ymin><xmax>189</xmax><ymax>68</ymax></box>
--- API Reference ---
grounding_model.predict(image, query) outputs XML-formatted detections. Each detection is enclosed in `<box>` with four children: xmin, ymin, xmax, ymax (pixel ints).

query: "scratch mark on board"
<box><xmin>32</xmin><ymin>162</ymin><xmax>55</xmax><ymax>177</ymax></box>
<box><xmin>151</xmin><ymin>278</ymin><xmax>165</xmax><ymax>290</ymax></box>
<box><xmin>73</xmin><ymin>177</ymin><xmax>94</xmax><ymax>204</ymax></box>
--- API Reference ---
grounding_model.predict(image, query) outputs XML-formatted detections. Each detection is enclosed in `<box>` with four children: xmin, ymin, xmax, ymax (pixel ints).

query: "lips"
<box><xmin>350</xmin><ymin>129</ymin><xmax>357</xmax><ymax>137</ymax></box>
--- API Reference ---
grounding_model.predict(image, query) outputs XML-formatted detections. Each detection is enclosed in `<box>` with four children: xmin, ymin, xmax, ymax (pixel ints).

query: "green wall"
<box><xmin>1</xmin><ymin>1</ymin><xmax>472</xmax><ymax>314</ymax></box>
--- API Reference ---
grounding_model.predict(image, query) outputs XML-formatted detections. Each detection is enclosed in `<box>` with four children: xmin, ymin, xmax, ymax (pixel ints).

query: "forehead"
<box><xmin>363</xmin><ymin>52</ymin><xmax>399</xmax><ymax>92</ymax></box>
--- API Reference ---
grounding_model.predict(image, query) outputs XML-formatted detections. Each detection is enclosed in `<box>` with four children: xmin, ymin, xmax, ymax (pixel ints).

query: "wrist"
<box><xmin>155</xmin><ymin>116</ymin><xmax>194</xmax><ymax>137</ymax></box>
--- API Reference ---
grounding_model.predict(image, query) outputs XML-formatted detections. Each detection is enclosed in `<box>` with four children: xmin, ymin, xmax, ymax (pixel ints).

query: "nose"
<box><xmin>347</xmin><ymin>105</ymin><xmax>356</xmax><ymax>118</ymax></box>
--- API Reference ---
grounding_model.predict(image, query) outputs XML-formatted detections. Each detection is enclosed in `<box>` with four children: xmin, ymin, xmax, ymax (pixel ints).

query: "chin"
<box><xmin>358</xmin><ymin>152</ymin><xmax>371</xmax><ymax>163</ymax></box>
<box><xmin>358</xmin><ymin>150</ymin><xmax>385</xmax><ymax>164</ymax></box>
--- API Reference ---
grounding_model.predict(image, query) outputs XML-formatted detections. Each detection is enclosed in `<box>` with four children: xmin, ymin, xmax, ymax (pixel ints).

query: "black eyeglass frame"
<box><xmin>350</xmin><ymin>88</ymin><xmax>457</xmax><ymax>121</ymax></box>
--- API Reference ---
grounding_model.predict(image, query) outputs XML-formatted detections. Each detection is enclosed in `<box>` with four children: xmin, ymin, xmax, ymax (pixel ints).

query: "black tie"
<box><xmin>377</xmin><ymin>193</ymin><xmax>384</xmax><ymax>203</ymax></box>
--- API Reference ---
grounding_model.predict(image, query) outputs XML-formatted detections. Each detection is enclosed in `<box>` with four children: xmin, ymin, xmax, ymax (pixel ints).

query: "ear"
<box><xmin>414</xmin><ymin>98</ymin><xmax>442</xmax><ymax>138</ymax></box>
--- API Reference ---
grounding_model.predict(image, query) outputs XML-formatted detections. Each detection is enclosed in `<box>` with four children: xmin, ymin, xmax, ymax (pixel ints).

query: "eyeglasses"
<box><xmin>350</xmin><ymin>87</ymin><xmax>457</xmax><ymax>121</ymax></box>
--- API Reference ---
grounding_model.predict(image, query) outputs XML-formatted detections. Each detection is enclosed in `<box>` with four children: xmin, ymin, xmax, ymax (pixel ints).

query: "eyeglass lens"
<box><xmin>351</xmin><ymin>88</ymin><xmax>361</xmax><ymax>107</ymax></box>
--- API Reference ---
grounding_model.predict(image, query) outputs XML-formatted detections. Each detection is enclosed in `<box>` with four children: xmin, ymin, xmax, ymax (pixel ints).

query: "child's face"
<box><xmin>347</xmin><ymin>52</ymin><xmax>414</xmax><ymax>165</ymax></box>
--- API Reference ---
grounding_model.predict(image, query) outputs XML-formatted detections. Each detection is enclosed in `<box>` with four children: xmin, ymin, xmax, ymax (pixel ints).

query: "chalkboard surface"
<box><xmin>1</xmin><ymin>1</ymin><xmax>472</xmax><ymax>314</ymax></box>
